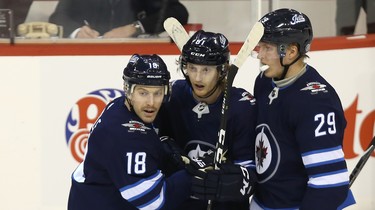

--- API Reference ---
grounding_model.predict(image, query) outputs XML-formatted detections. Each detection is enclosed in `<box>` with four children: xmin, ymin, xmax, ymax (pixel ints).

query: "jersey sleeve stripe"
<box><xmin>301</xmin><ymin>146</ymin><xmax>344</xmax><ymax>167</ymax></box>
<box><xmin>138</xmin><ymin>183</ymin><xmax>166</xmax><ymax>210</ymax></box>
<box><xmin>304</xmin><ymin>158</ymin><xmax>345</xmax><ymax>168</ymax></box>
<box><xmin>302</xmin><ymin>145</ymin><xmax>342</xmax><ymax>156</ymax></box>
<box><xmin>120</xmin><ymin>170</ymin><xmax>163</xmax><ymax>201</ymax></box>
<box><xmin>307</xmin><ymin>169</ymin><xmax>349</xmax><ymax>188</ymax></box>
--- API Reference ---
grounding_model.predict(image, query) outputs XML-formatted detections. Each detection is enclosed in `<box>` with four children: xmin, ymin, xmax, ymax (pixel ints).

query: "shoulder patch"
<box><xmin>239</xmin><ymin>91</ymin><xmax>256</xmax><ymax>104</ymax></box>
<box><xmin>122</xmin><ymin>120</ymin><xmax>151</xmax><ymax>133</ymax></box>
<box><xmin>300</xmin><ymin>82</ymin><xmax>328</xmax><ymax>94</ymax></box>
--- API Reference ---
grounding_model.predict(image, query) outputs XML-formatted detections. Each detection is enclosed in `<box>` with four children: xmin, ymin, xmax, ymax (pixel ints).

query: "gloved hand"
<box><xmin>191</xmin><ymin>163</ymin><xmax>257</xmax><ymax>201</ymax></box>
<box><xmin>160</xmin><ymin>136</ymin><xmax>187</xmax><ymax>171</ymax></box>
<box><xmin>161</xmin><ymin>137</ymin><xmax>215</xmax><ymax>175</ymax></box>
<box><xmin>184</xmin><ymin>152</ymin><xmax>215</xmax><ymax>177</ymax></box>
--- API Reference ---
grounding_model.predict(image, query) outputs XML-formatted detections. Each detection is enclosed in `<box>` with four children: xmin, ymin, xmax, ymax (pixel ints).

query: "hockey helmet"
<box><xmin>259</xmin><ymin>8</ymin><xmax>313</xmax><ymax>57</ymax></box>
<box><xmin>123</xmin><ymin>54</ymin><xmax>170</xmax><ymax>100</ymax></box>
<box><xmin>181</xmin><ymin>30</ymin><xmax>230</xmax><ymax>75</ymax></box>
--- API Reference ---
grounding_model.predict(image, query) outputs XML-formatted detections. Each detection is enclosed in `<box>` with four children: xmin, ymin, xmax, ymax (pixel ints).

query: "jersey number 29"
<box><xmin>314</xmin><ymin>112</ymin><xmax>336</xmax><ymax>137</ymax></box>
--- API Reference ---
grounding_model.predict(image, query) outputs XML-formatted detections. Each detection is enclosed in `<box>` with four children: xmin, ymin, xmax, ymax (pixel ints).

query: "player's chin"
<box><xmin>141</xmin><ymin>111</ymin><xmax>157</xmax><ymax>123</ymax></box>
<box><xmin>140</xmin><ymin>115</ymin><xmax>156</xmax><ymax>124</ymax></box>
<box><xmin>263</xmin><ymin>68</ymin><xmax>276</xmax><ymax>78</ymax></box>
<box><xmin>192</xmin><ymin>88</ymin><xmax>208</xmax><ymax>97</ymax></box>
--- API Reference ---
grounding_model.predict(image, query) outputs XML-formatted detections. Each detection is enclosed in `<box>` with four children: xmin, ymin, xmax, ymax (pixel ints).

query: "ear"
<box><xmin>286</xmin><ymin>44</ymin><xmax>299</xmax><ymax>60</ymax></box>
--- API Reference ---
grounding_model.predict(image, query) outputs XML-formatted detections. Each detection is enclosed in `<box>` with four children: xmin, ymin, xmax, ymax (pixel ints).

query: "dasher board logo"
<box><xmin>65</xmin><ymin>89</ymin><xmax>123</xmax><ymax>162</ymax></box>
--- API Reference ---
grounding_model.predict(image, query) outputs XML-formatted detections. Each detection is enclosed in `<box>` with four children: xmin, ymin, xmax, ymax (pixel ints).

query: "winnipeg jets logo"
<box><xmin>256</xmin><ymin>138</ymin><xmax>268</xmax><ymax>168</ymax></box>
<box><xmin>300</xmin><ymin>82</ymin><xmax>327</xmax><ymax>94</ymax></box>
<box><xmin>290</xmin><ymin>14</ymin><xmax>305</xmax><ymax>25</ymax></box>
<box><xmin>239</xmin><ymin>91</ymin><xmax>256</xmax><ymax>105</ymax></box>
<box><xmin>122</xmin><ymin>120</ymin><xmax>151</xmax><ymax>133</ymax></box>
<box><xmin>256</xmin><ymin>128</ymin><xmax>271</xmax><ymax>173</ymax></box>
<box><xmin>192</xmin><ymin>102</ymin><xmax>210</xmax><ymax>119</ymax></box>
<box><xmin>255</xmin><ymin>124</ymin><xmax>281</xmax><ymax>183</ymax></box>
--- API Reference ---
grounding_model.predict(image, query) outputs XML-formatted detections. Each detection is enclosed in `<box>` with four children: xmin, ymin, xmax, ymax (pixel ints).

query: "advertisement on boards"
<box><xmin>1</xmin><ymin>49</ymin><xmax>374</xmax><ymax>209</ymax></box>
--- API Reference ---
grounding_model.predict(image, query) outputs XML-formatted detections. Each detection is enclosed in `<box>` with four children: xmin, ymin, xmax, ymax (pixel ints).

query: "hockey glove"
<box><xmin>184</xmin><ymin>152</ymin><xmax>215</xmax><ymax>177</ymax></box>
<box><xmin>191</xmin><ymin>163</ymin><xmax>257</xmax><ymax>201</ymax></box>
<box><xmin>160</xmin><ymin>136</ymin><xmax>187</xmax><ymax>171</ymax></box>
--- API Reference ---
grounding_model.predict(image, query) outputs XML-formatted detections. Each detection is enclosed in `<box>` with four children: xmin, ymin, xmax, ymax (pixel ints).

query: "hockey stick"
<box><xmin>207</xmin><ymin>22</ymin><xmax>264</xmax><ymax>210</ymax></box>
<box><xmin>163</xmin><ymin>17</ymin><xmax>190</xmax><ymax>51</ymax></box>
<box><xmin>349</xmin><ymin>135</ymin><xmax>375</xmax><ymax>188</ymax></box>
<box><xmin>213</xmin><ymin>21</ymin><xmax>264</xmax><ymax>168</ymax></box>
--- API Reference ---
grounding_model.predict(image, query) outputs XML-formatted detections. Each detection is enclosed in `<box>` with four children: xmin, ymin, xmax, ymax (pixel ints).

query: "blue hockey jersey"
<box><xmin>68</xmin><ymin>96</ymin><xmax>191</xmax><ymax>210</ymax></box>
<box><xmin>157</xmin><ymin>79</ymin><xmax>258</xmax><ymax>210</ymax></box>
<box><xmin>251</xmin><ymin>65</ymin><xmax>356</xmax><ymax>210</ymax></box>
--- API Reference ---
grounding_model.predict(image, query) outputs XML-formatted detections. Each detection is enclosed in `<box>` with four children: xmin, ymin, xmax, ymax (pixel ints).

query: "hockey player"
<box><xmin>157</xmin><ymin>30</ymin><xmax>257</xmax><ymax>209</ymax></box>
<box><xmin>251</xmin><ymin>8</ymin><xmax>356</xmax><ymax>209</ymax></box>
<box><xmin>67</xmin><ymin>54</ymin><xmax>191</xmax><ymax>210</ymax></box>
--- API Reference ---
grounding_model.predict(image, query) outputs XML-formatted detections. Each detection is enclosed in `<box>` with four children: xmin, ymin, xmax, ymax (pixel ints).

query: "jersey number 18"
<box><xmin>126</xmin><ymin>152</ymin><xmax>146</xmax><ymax>174</ymax></box>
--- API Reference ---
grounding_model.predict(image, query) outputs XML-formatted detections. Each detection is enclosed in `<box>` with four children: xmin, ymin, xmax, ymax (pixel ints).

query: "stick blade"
<box><xmin>163</xmin><ymin>17</ymin><xmax>190</xmax><ymax>51</ymax></box>
<box><xmin>233</xmin><ymin>22</ymin><xmax>264</xmax><ymax>68</ymax></box>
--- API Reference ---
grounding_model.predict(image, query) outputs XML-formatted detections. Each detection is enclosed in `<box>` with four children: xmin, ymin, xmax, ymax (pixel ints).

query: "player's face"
<box><xmin>257</xmin><ymin>42</ymin><xmax>284</xmax><ymax>78</ymax></box>
<box><xmin>186</xmin><ymin>63</ymin><xmax>219</xmax><ymax>97</ymax></box>
<box><xmin>130</xmin><ymin>85</ymin><xmax>165</xmax><ymax>123</ymax></box>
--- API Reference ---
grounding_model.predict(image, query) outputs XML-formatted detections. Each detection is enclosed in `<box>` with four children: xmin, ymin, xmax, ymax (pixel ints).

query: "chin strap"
<box><xmin>193</xmin><ymin>81</ymin><xmax>221</xmax><ymax>100</ymax></box>
<box><xmin>276</xmin><ymin>54</ymin><xmax>302</xmax><ymax>81</ymax></box>
<box><xmin>126</xmin><ymin>97</ymin><xmax>134</xmax><ymax>112</ymax></box>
